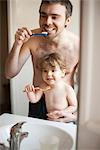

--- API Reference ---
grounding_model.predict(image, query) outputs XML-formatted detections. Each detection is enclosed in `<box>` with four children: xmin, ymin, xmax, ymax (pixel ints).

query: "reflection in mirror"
<box><xmin>6</xmin><ymin>0</ymin><xmax>80</xmax><ymax>116</ymax></box>
<box><xmin>0</xmin><ymin>0</ymin><xmax>80</xmax><ymax>149</ymax></box>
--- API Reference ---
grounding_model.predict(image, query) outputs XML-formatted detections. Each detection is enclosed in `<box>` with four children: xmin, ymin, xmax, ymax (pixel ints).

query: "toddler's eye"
<box><xmin>52</xmin><ymin>69</ymin><xmax>56</xmax><ymax>72</ymax></box>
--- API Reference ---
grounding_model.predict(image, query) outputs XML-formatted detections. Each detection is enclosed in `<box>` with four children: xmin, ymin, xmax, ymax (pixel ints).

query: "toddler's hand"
<box><xmin>24</xmin><ymin>85</ymin><xmax>35</xmax><ymax>93</ymax></box>
<box><xmin>23</xmin><ymin>85</ymin><xmax>42</xmax><ymax>93</ymax></box>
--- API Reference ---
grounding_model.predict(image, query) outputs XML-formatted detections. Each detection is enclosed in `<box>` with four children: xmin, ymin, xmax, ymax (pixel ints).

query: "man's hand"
<box><xmin>47</xmin><ymin>110</ymin><xmax>77</xmax><ymax>123</ymax></box>
<box><xmin>15</xmin><ymin>27</ymin><xmax>32</xmax><ymax>45</ymax></box>
<box><xmin>47</xmin><ymin>110</ymin><xmax>61</xmax><ymax>119</ymax></box>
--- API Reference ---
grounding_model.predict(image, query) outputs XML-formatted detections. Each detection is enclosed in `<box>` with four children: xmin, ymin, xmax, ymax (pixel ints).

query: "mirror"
<box><xmin>6</xmin><ymin>0</ymin><xmax>80</xmax><ymax>116</ymax></box>
<box><xmin>0</xmin><ymin>0</ymin><xmax>80</xmax><ymax>149</ymax></box>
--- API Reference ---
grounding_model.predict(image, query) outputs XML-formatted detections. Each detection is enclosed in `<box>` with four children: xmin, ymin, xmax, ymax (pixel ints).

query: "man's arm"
<box><xmin>65</xmin><ymin>85</ymin><xmax>77</xmax><ymax>113</ymax></box>
<box><xmin>5</xmin><ymin>27</ymin><xmax>32</xmax><ymax>79</ymax></box>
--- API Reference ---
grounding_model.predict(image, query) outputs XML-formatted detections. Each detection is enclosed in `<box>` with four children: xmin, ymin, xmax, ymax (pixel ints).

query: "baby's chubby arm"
<box><xmin>24</xmin><ymin>84</ymin><xmax>43</xmax><ymax>103</ymax></box>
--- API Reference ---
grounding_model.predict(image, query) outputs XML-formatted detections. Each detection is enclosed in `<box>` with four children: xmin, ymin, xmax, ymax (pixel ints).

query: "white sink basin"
<box><xmin>0</xmin><ymin>122</ymin><xmax>73</xmax><ymax>150</ymax></box>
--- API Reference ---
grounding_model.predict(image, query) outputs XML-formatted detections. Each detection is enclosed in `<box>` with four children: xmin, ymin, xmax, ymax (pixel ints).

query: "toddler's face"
<box><xmin>41</xmin><ymin>64</ymin><xmax>65</xmax><ymax>86</ymax></box>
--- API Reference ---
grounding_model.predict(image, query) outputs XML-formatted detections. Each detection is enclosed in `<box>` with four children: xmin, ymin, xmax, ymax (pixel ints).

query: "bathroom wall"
<box><xmin>7</xmin><ymin>0</ymin><xmax>80</xmax><ymax>116</ymax></box>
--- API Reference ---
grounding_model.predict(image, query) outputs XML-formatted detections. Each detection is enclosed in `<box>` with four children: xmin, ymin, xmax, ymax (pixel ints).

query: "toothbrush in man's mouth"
<box><xmin>31</xmin><ymin>32</ymin><xmax>48</xmax><ymax>36</ymax></box>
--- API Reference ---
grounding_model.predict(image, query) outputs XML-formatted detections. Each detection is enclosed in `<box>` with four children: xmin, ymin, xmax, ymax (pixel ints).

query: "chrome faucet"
<box><xmin>0</xmin><ymin>122</ymin><xmax>28</xmax><ymax>150</ymax></box>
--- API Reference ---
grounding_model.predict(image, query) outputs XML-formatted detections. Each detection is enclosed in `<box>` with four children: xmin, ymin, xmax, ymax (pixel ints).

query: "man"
<box><xmin>5</xmin><ymin>0</ymin><xmax>79</xmax><ymax>122</ymax></box>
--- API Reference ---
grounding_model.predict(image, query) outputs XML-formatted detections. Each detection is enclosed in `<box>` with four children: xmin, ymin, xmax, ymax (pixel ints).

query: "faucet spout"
<box><xmin>9</xmin><ymin>121</ymin><xmax>28</xmax><ymax>150</ymax></box>
<box><xmin>0</xmin><ymin>122</ymin><xmax>28</xmax><ymax>150</ymax></box>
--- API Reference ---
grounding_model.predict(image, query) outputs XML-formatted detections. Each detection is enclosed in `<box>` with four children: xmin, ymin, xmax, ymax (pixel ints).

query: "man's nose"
<box><xmin>45</xmin><ymin>16</ymin><xmax>52</xmax><ymax>25</ymax></box>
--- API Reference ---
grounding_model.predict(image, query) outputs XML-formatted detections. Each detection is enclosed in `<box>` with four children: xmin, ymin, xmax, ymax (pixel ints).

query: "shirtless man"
<box><xmin>5</xmin><ymin>0</ymin><xmax>79</xmax><ymax>122</ymax></box>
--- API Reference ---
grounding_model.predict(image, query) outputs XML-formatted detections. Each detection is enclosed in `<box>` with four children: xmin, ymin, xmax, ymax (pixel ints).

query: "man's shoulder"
<box><xmin>65</xmin><ymin>31</ymin><xmax>79</xmax><ymax>51</ymax></box>
<box><xmin>67</xmin><ymin>31</ymin><xmax>79</xmax><ymax>41</ymax></box>
<box><xmin>68</xmin><ymin>31</ymin><xmax>80</xmax><ymax>51</ymax></box>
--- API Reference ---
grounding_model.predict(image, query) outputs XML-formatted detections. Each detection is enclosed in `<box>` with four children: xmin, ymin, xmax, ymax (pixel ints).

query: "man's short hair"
<box><xmin>39</xmin><ymin>0</ymin><xmax>73</xmax><ymax>17</ymax></box>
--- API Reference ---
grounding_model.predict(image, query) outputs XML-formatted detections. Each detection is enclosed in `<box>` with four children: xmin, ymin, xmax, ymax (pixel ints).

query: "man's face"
<box><xmin>39</xmin><ymin>3</ymin><xmax>68</xmax><ymax>39</ymax></box>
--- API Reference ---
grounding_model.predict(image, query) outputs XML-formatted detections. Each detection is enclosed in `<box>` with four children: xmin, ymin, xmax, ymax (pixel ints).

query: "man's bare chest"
<box><xmin>31</xmin><ymin>42</ymin><xmax>77</xmax><ymax>74</ymax></box>
<box><xmin>32</xmin><ymin>43</ymin><xmax>75</xmax><ymax>60</ymax></box>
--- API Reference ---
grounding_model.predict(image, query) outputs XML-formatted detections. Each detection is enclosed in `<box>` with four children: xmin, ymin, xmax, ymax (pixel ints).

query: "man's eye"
<box><xmin>43</xmin><ymin>70</ymin><xmax>47</xmax><ymax>73</ymax></box>
<box><xmin>52</xmin><ymin>15</ymin><xmax>59</xmax><ymax>20</ymax></box>
<box><xmin>41</xmin><ymin>15</ymin><xmax>46</xmax><ymax>18</ymax></box>
<box><xmin>40</xmin><ymin>14</ymin><xmax>46</xmax><ymax>18</ymax></box>
<box><xmin>52</xmin><ymin>16</ymin><xmax>57</xmax><ymax>20</ymax></box>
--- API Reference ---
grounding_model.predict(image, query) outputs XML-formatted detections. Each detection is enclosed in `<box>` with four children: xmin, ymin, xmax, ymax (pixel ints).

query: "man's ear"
<box><xmin>65</xmin><ymin>17</ymin><xmax>71</xmax><ymax>27</ymax></box>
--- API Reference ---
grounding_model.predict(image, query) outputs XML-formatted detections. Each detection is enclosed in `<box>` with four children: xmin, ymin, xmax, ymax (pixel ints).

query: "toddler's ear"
<box><xmin>62</xmin><ymin>69</ymin><xmax>70</xmax><ymax>77</ymax></box>
<box><xmin>62</xmin><ymin>69</ymin><xmax>66</xmax><ymax>77</ymax></box>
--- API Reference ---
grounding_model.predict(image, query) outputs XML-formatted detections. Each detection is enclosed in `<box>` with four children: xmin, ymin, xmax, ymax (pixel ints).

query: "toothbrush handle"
<box><xmin>31</xmin><ymin>33</ymin><xmax>48</xmax><ymax>36</ymax></box>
